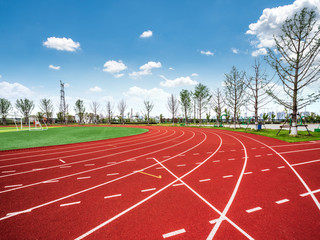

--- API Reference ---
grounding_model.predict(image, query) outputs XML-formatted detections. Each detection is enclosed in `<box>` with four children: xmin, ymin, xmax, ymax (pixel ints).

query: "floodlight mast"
<box><xmin>59</xmin><ymin>80</ymin><xmax>66</xmax><ymax>124</ymax></box>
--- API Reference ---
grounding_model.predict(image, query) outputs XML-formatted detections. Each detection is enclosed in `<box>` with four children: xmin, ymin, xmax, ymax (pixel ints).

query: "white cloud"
<box><xmin>169</xmin><ymin>67</ymin><xmax>174</xmax><ymax>70</ymax></box>
<box><xmin>89</xmin><ymin>86</ymin><xmax>102</xmax><ymax>92</ymax></box>
<box><xmin>247</xmin><ymin>0</ymin><xmax>320</xmax><ymax>55</ymax></box>
<box><xmin>64</xmin><ymin>83</ymin><xmax>70</xmax><ymax>88</ymax></box>
<box><xmin>0</xmin><ymin>81</ymin><xmax>33</xmax><ymax>99</ymax></box>
<box><xmin>231</xmin><ymin>48</ymin><xmax>239</xmax><ymax>54</ymax></box>
<box><xmin>0</xmin><ymin>74</ymin><xmax>2</xmax><ymax>78</ymax></box>
<box><xmin>251</xmin><ymin>48</ymin><xmax>268</xmax><ymax>57</ymax></box>
<box><xmin>43</xmin><ymin>37</ymin><xmax>80</xmax><ymax>52</ymax></box>
<box><xmin>191</xmin><ymin>73</ymin><xmax>199</xmax><ymax>77</ymax></box>
<box><xmin>140</xmin><ymin>30</ymin><xmax>153</xmax><ymax>38</ymax></box>
<box><xmin>160</xmin><ymin>75</ymin><xmax>198</xmax><ymax>88</ymax></box>
<box><xmin>200</xmin><ymin>50</ymin><xmax>214</xmax><ymax>56</ymax></box>
<box><xmin>129</xmin><ymin>61</ymin><xmax>162</xmax><ymax>79</ymax></box>
<box><xmin>49</xmin><ymin>64</ymin><xmax>60</xmax><ymax>70</ymax></box>
<box><xmin>103</xmin><ymin>60</ymin><xmax>127</xmax><ymax>77</ymax></box>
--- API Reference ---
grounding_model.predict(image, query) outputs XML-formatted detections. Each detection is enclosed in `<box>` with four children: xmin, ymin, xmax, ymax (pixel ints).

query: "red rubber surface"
<box><xmin>0</xmin><ymin>126</ymin><xmax>319</xmax><ymax>239</ymax></box>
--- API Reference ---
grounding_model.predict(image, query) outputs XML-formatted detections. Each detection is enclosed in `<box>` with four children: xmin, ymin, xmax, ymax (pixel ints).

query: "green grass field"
<box><xmin>0</xmin><ymin>126</ymin><xmax>148</xmax><ymax>151</ymax></box>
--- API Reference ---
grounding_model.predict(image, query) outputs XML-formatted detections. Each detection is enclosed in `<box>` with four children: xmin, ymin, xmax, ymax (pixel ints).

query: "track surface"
<box><xmin>0</xmin><ymin>126</ymin><xmax>319</xmax><ymax>239</ymax></box>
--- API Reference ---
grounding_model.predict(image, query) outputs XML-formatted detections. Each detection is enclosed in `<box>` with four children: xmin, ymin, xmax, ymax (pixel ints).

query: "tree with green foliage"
<box><xmin>193</xmin><ymin>83</ymin><xmax>211</xmax><ymax>124</ymax></box>
<box><xmin>265</xmin><ymin>8</ymin><xmax>320</xmax><ymax>136</ymax></box>
<box><xmin>0</xmin><ymin>98</ymin><xmax>12</xmax><ymax>125</ymax></box>
<box><xmin>224</xmin><ymin>66</ymin><xmax>246</xmax><ymax>128</ymax></box>
<box><xmin>179</xmin><ymin>89</ymin><xmax>192</xmax><ymax>125</ymax></box>
<box><xmin>39</xmin><ymin>98</ymin><xmax>54</xmax><ymax>123</ymax></box>
<box><xmin>15</xmin><ymin>98</ymin><xmax>34</xmax><ymax>124</ymax></box>
<box><xmin>74</xmin><ymin>99</ymin><xmax>86</xmax><ymax>124</ymax></box>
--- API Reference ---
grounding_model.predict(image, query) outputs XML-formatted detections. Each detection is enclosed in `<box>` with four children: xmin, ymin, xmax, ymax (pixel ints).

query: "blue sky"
<box><xmin>0</xmin><ymin>0</ymin><xmax>319</xmax><ymax>117</ymax></box>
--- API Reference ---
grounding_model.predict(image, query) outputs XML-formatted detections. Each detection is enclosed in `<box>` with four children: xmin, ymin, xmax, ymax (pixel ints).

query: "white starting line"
<box><xmin>104</xmin><ymin>194</ymin><xmax>122</xmax><ymax>199</ymax></box>
<box><xmin>246</xmin><ymin>207</ymin><xmax>262</xmax><ymax>213</ymax></box>
<box><xmin>300</xmin><ymin>189</ymin><xmax>320</xmax><ymax>197</ymax></box>
<box><xmin>107</xmin><ymin>173</ymin><xmax>119</xmax><ymax>176</ymax></box>
<box><xmin>60</xmin><ymin>201</ymin><xmax>81</xmax><ymax>207</ymax></box>
<box><xmin>162</xmin><ymin>228</ymin><xmax>186</xmax><ymax>238</ymax></box>
<box><xmin>199</xmin><ymin>179</ymin><xmax>211</xmax><ymax>182</ymax></box>
<box><xmin>77</xmin><ymin>176</ymin><xmax>91</xmax><ymax>180</ymax></box>
<box><xmin>141</xmin><ymin>188</ymin><xmax>156</xmax><ymax>193</ymax></box>
<box><xmin>223</xmin><ymin>175</ymin><xmax>233</xmax><ymax>178</ymax></box>
<box><xmin>261</xmin><ymin>169</ymin><xmax>270</xmax><ymax>172</ymax></box>
<box><xmin>276</xmin><ymin>199</ymin><xmax>289</xmax><ymax>204</ymax></box>
<box><xmin>177</xmin><ymin>164</ymin><xmax>186</xmax><ymax>167</ymax></box>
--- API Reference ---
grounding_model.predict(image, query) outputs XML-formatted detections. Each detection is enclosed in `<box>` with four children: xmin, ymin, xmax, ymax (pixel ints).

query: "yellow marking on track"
<box><xmin>138</xmin><ymin>171</ymin><xmax>162</xmax><ymax>179</ymax></box>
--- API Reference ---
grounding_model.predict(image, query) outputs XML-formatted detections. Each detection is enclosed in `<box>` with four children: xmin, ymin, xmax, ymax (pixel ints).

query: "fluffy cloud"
<box><xmin>49</xmin><ymin>64</ymin><xmax>60</xmax><ymax>70</ymax></box>
<box><xmin>251</xmin><ymin>48</ymin><xmax>267</xmax><ymax>57</ymax></box>
<box><xmin>0</xmin><ymin>81</ymin><xmax>33</xmax><ymax>98</ymax></box>
<box><xmin>89</xmin><ymin>86</ymin><xmax>102</xmax><ymax>92</ymax></box>
<box><xmin>231</xmin><ymin>48</ymin><xmax>239</xmax><ymax>54</ymax></box>
<box><xmin>140</xmin><ymin>30</ymin><xmax>153</xmax><ymax>38</ymax></box>
<box><xmin>43</xmin><ymin>37</ymin><xmax>80</xmax><ymax>52</ymax></box>
<box><xmin>191</xmin><ymin>73</ymin><xmax>199</xmax><ymax>77</ymax></box>
<box><xmin>169</xmin><ymin>67</ymin><xmax>174</xmax><ymax>70</ymax></box>
<box><xmin>160</xmin><ymin>75</ymin><xmax>198</xmax><ymax>88</ymax></box>
<box><xmin>200</xmin><ymin>50</ymin><xmax>214</xmax><ymax>56</ymax></box>
<box><xmin>129</xmin><ymin>61</ymin><xmax>162</xmax><ymax>79</ymax></box>
<box><xmin>247</xmin><ymin>0</ymin><xmax>320</xmax><ymax>55</ymax></box>
<box><xmin>103</xmin><ymin>60</ymin><xmax>127</xmax><ymax>77</ymax></box>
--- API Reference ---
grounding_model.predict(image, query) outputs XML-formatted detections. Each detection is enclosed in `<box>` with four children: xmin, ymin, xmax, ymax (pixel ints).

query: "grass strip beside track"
<box><xmin>0</xmin><ymin>126</ymin><xmax>148</xmax><ymax>151</ymax></box>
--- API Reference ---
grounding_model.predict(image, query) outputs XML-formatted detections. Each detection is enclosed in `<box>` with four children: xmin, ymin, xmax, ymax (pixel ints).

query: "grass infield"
<box><xmin>0</xmin><ymin>126</ymin><xmax>148</xmax><ymax>151</ymax></box>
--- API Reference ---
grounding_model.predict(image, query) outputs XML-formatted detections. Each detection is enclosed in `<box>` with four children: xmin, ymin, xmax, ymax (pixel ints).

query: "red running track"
<box><xmin>0</xmin><ymin>126</ymin><xmax>319</xmax><ymax>239</ymax></box>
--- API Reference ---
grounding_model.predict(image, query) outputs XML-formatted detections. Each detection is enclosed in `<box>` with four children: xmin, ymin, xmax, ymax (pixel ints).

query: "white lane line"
<box><xmin>141</xmin><ymin>188</ymin><xmax>156</xmax><ymax>192</ymax></box>
<box><xmin>42</xmin><ymin>180</ymin><xmax>59</xmax><ymax>183</ymax></box>
<box><xmin>1</xmin><ymin>170</ymin><xmax>16</xmax><ymax>174</ymax></box>
<box><xmin>255</xmin><ymin>155</ymin><xmax>261</xmax><ymax>157</ymax></box>
<box><xmin>276</xmin><ymin>199</ymin><xmax>289</xmax><ymax>204</ymax></box>
<box><xmin>4</xmin><ymin>184</ymin><xmax>23</xmax><ymax>188</ymax></box>
<box><xmin>267</xmin><ymin>153</ymin><xmax>273</xmax><ymax>156</ymax></box>
<box><xmin>246</xmin><ymin>207</ymin><xmax>262</xmax><ymax>213</ymax></box>
<box><xmin>177</xmin><ymin>164</ymin><xmax>186</xmax><ymax>167</ymax></box>
<box><xmin>163</xmin><ymin>156</ymin><xmax>171</xmax><ymax>158</ymax></box>
<box><xmin>84</xmin><ymin>164</ymin><xmax>95</xmax><ymax>166</ymax></box>
<box><xmin>172</xmin><ymin>183</ymin><xmax>184</xmax><ymax>187</ymax></box>
<box><xmin>199</xmin><ymin>179</ymin><xmax>211</xmax><ymax>182</ymax></box>
<box><xmin>126</xmin><ymin>159</ymin><xmax>136</xmax><ymax>162</ymax></box>
<box><xmin>223</xmin><ymin>175</ymin><xmax>233</xmax><ymax>178</ymax></box>
<box><xmin>209</xmin><ymin>219</ymin><xmax>219</xmax><ymax>224</ymax></box>
<box><xmin>77</xmin><ymin>176</ymin><xmax>91</xmax><ymax>180</ymax></box>
<box><xmin>178</xmin><ymin>154</ymin><xmax>185</xmax><ymax>156</ymax></box>
<box><xmin>162</xmin><ymin>229</ymin><xmax>186</xmax><ymax>238</ymax></box>
<box><xmin>206</xmin><ymin>152</ymin><xmax>212</xmax><ymax>154</ymax></box>
<box><xmin>228</xmin><ymin>158</ymin><xmax>235</xmax><ymax>161</ymax></box>
<box><xmin>60</xmin><ymin>166</ymin><xmax>71</xmax><ymax>168</ymax></box>
<box><xmin>32</xmin><ymin>168</ymin><xmax>43</xmax><ymax>171</ymax></box>
<box><xmin>59</xmin><ymin>159</ymin><xmax>66</xmax><ymax>163</ymax></box>
<box><xmin>196</xmin><ymin>162</ymin><xmax>202</xmax><ymax>164</ymax></box>
<box><xmin>261</xmin><ymin>169</ymin><xmax>270</xmax><ymax>172</ymax></box>
<box><xmin>156</xmin><ymin>167</ymin><xmax>164</xmax><ymax>169</ymax></box>
<box><xmin>104</xmin><ymin>194</ymin><xmax>122</xmax><ymax>199</ymax></box>
<box><xmin>193</xmin><ymin>153</ymin><xmax>200</xmax><ymax>155</ymax></box>
<box><xmin>279</xmin><ymin>147</ymin><xmax>320</xmax><ymax>154</ymax></box>
<box><xmin>291</xmin><ymin>159</ymin><xmax>320</xmax><ymax>167</ymax></box>
<box><xmin>244</xmin><ymin>172</ymin><xmax>253</xmax><ymax>175</ymax></box>
<box><xmin>146</xmin><ymin>157</ymin><xmax>154</xmax><ymax>160</ymax></box>
<box><xmin>106</xmin><ymin>173</ymin><xmax>119</xmax><ymax>176</ymax></box>
<box><xmin>60</xmin><ymin>201</ymin><xmax>81</xmax><ymax>207</ymax></box>
<box><xmin>219</xmin><ymin>150</ymin><xmax>225</xmax><ymax>152</ymax></box>
<box><xmin>277</xmin><ymin>166</ymin><xmax>285</xmax><ymax>169</ymax></box>
<box><xmin>300</xmin><ymin>189</ymin><xmax>320</xmax><ymax>197</ymax></box>
<box><xmin>212</xmin><ymin>160</ymin><xmax>220</xmax><ymax>163</ymax></box>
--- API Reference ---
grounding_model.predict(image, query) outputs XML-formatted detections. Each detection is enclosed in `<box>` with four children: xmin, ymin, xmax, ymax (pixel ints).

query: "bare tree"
<box><xmin>211</xmin><ymin>88</ymin><xmax>225</xmax><ymax>127</ymax></box>
<box><xmin>193</xmin><ymin>83</ymin><xmax>212</xmax><ymax>125</ymax></box>
<box><xmin>0</xmin><ymin>98</ymin><xmax>12</xmax><ymax>125</ymax></box>
<box><xmin>90</xmin><ymin>101</ymin><xmax>100</xmax><ymax>124</ymax></box>
<box><xmin>265</xmin><ymin>8</ymin><xmax>320</xmax><ymax>136</ymax></box>
<box><xmin>39</xmin><ymin>98</ymin><xmax>54</xmax><ymax>124</ymax></box>
<box><xmin>245</xmin><ymin>59</ymin><xmax>276</xmax><ymax>130</ymax></box>
<box><xmin>224</xmin><ymin>66</ymin><xmax>246</xmax><ymax>128</ymax></box>
<box><xmin>74</xmin><ymin>99</ymin><xmax>86</xmax><ymax>124</ymax></box>
<box><xmin>118</xmin><ymin>99</ymin><xmax>127</xmax><ymax>125</ymax></box>
<box><xmin>15</xmin><ymin>98</ymin><xmax>35</xmax><ymax>124</ymax></box>
<box><xmin>142</xmin><ymin>100</ymin><xmax>154</xmax><ymax>125</ymax></box>
<box><xmin>106</xmin><ymin>101</ymin><xmax>114</xmax><ymax>124</ymax></box>
<box><xmin>167</xmin><ymin>94</ymin><xmax>179</xmax><ymax>125</ymax></box>
<box><xmin>179</xmin><ymin>89</ymin><xmax>192</xmax><ymax>125</ymax></box>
